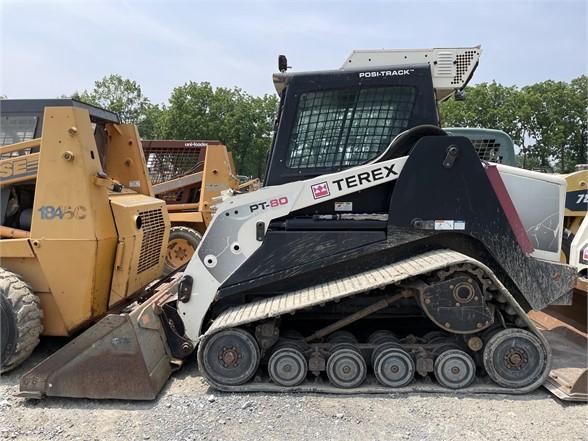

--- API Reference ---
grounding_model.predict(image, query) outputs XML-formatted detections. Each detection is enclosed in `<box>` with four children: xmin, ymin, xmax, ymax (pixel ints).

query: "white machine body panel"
<box><xmin>341</xmin><ymin>46</ymin><xmax>481</xmax><ymax>101</ymax></box>
<box><xmin>497</xmin><ymin>164</ymin><xmax>566</xmax><ymax>262</ymax></box>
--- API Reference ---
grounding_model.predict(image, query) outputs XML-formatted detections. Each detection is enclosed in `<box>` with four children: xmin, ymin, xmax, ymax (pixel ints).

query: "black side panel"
<box><xmin>218</xmin><ymin>230</ymin><xmax>385</xmax><ymax>299</ymax></box>
<box><xmin>216</xmin><ymin>136</ymin><xmax>575</xmax><ymax>312</ymax></box>
<box><xmin>387</xmin><ymin>135</ymin><xmax>575</xmax><ymax>310</ymax></box>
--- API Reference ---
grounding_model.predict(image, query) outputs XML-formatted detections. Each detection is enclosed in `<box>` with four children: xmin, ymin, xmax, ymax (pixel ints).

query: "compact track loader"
<box><xmin>0</xmin><ymin>100</ymin><xmax>170</xmax><ymax>383</ymax></box>
<box><xmin>17</xmin><ymin>47</ymin><xmax>582</xmax><ymax>401</ymax></box>
<box><xmin>142</xmin><ymin>140</ymin><xmax>259</xmax><ymax>274</ymax></box>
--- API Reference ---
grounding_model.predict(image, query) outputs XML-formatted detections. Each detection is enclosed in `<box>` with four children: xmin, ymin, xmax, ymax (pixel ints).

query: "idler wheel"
<box><xmin>483</xmin><ymin>328</ymin><xmax>549</xmax><ymax>389</ymax></box>
<box><xmin>200</xmin><ymin>329</ymin><xmax>260</xmax><ymax>386</ymax></box>
<box><xmin>434</xmin><ymin>349</ymin><xmax>476</xmax><ymax>389</ymax></box>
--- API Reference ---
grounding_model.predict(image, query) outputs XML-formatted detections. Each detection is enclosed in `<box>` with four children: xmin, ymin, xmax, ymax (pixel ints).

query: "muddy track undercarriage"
<box><xmin>197</xmin><ymin>250</ymin><xmax>551</xmax><ymax>395</ymax></box>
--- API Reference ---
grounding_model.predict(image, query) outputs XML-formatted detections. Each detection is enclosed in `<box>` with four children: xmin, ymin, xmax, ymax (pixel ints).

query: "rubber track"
<box><xmin>207</xmin><ymin>374</ymin><xmax>537</xmax><ymax>396</ymax></box>
<box><xmin>200</xmin><ymin>249</ymin><xmax>551</xmax><ymax>396</ymax></box>
<box><xmin>0</xmin><ymin>268</ymin><xmax>43</xmax><ymax>373</ymax></box>
<box><xmin>206</xmin><ymin>250</ymin><xmax>465</xmax><ymax>335</ymax></box>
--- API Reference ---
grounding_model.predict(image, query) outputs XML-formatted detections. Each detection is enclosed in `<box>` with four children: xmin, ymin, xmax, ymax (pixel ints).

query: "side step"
<box><xmin>19</xmin><ymin>279</ymin><xmax>180</xmax><ymax>400</ymax></box>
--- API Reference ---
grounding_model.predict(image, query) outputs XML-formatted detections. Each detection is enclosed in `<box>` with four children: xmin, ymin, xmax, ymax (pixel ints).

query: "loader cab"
<box><xmin>265</xmin><ymin>65</ymin><xmax>439</xmax><ymax>187</ymax></box>
<box><xmin>0</xmin><ymin>98</ymin><xmax>120</xmax><ymax>157</ymax></box>
<box><xmin>0</xmin><ymin>99</ymin><xmax>121</xmax><ymax>230</ymax></box>
<box><xmin>264</xmin><ymin>46</ymin><xmax>481</xmax><ymax>189</ymax></box>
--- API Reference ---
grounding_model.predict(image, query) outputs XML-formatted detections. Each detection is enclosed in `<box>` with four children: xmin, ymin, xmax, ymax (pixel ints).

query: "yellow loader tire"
<box><xmin>163</xmin><ymin>226</ymin><xmax>203</xmax><ymax>275</ymax></box>
<box><xmin>0</xmin><ymin>268</ymin><xmax>43</xmax><ymax>373</ymax></box>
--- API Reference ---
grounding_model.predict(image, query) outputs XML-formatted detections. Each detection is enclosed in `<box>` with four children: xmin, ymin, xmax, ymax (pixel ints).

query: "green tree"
<box><xmin>163</xmin><ymin>82</ymin><xmax>277</xmax><ymax>177</ymax></box>
<box><xmin>522</xmin><ymin>78</ymin><xmax>587</xmax><ymax>172</ymax></box>
<box><xmin>439</xmin><ymin>82</ymin><xmax>522</xmax><ymax>139</ymax></box>
<box><xmin>137</xmin><ymin>103</ymin><xmax>167</xmax><ymax>139</ymax></box>
<box><xmin>440</xmin><ymin>78</ymin><xmax>588</xmax><ymax>171</ymax></box>
<box><xmin>566</xmin><ymin>76</ymin><xmax>588</xmax><ymax>167</ymax></box>
<box><xmin>79</xmin><ymin>74</ymin><xmax>150</xmax><ymax>124</ymax></box>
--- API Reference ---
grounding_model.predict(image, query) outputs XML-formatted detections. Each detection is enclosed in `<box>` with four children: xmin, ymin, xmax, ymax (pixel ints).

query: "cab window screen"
<box><xmin>0</xmin><ymin>116</ymin><xmax>38</xmax><ymax>147</ymax></box>
<box><xmin>287</xmin><ymin>86</ymin><xmax>416</xmax><ymax>168</ymax></box>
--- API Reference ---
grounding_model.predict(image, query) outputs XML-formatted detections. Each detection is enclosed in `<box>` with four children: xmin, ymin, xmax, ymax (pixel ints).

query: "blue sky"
<box><xmin>1</xmin><ymin>0</ymin><xmax>586</xmax><ymax>104</ymax></box>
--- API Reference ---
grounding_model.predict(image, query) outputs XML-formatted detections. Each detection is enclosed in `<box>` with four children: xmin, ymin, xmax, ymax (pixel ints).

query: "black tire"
<box><xmin>0</xmin><ymin>268</ymin><xmax>43</xmax><ymax>373</ymax></box>
<box><xmin>164</xmin><ymin>226</ymin><xmax>202</xmax><ymax>275</ymax></box>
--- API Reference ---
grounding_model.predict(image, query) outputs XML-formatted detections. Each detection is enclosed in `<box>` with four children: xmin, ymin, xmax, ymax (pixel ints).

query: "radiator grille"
<box><xmin>471</xmin><ymin>138</ymin><xmax>501</xmax><ymax>162</ymax></box>
<box><xmin>137</xmin><ymin>208</ymin><xmax>165</xmax><ymax>273</ymax></box>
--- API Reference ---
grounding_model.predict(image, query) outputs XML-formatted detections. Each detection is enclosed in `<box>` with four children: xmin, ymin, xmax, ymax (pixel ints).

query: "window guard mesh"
<box><xmin>0</xmin><ymin>116</ymin><xmax>38</xmax><ymax>151</ymax></box>
<box><xmin>287</xmin><ymin>86</ymin><xmax>416</xmax><ymax>169</ymax></box>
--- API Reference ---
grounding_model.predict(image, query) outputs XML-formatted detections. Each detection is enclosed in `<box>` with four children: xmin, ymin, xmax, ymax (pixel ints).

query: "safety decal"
<box><xmin>335</xmin><ymin>202</ymin><xmax>353</xmax><ymax>212</ymax></box>
<box><xmin>434</xmin><ymin>220</ymin><xmax>466</xmax><ymax>231</ymax></box>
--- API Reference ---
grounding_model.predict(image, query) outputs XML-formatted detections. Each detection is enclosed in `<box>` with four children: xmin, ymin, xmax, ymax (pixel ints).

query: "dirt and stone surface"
<box><xmin>1</xmin><ymin>338</ymin><xmax>586</xmax><ymax>441</ymax></box>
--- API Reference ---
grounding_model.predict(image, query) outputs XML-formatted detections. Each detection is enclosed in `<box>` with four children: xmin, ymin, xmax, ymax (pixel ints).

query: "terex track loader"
<box><xmin>0</xmin><ymin>100</ymin><xmax>170</xmax><ymax>379</ymax></box>
<box><xmin>142</xmin><ymin>139</ymin><xmax>259</xmax><ymax>274</ymax></box>
<box><xmin>17</xmin><ymin>47</ymin><xmax>583</xmax><ymax>401</ymax></box>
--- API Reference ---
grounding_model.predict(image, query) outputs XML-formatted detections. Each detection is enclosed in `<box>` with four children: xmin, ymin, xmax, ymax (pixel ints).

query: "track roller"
<box><xmin>483</xmin><ymin>328</ymin><xmax>549</xmax><ymax>389</ymax></box>
<box><xmin>372</xmin><ymin>343</ymin><xmax>415</xmax><ymax>388</ymax></box>
<box><xmin>268</xmin><ymin>346</ymin><xmax>308</xmax><ymax>387</ymax></box>
<box><xmin>368</xmin><ymin>330</ymin><xmax>398</xmax><ymax>345</ymax></box>
<box><xmin>423</xmin><ymin>330</ymin><xmax>449</xmax><ymax>344</ymax></box>
<box><xmin>200</xmin><ymin>329</ymin><xmax>260</xmax><ymax>386</ymax></box>
<box><xmin>326</xmin><ymin>344</ymin><xmax>366</xmax><ymax>388</ymax></box>
<box><xmin>434</xmin><ymin>349</ymin><xmax>476</xmax><ymax>389</ymax></box>
<box><xmin>326</xmin><ymin>330</ymin><xmax>357</xmax><ymax>344</ymax></box>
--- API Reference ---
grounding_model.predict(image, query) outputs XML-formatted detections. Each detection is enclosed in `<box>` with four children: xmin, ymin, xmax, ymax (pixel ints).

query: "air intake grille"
<box><xmin>451</xmin><ymin>50</ymin><xmax>476</xmax><ymax>85</ymax></box>
<box><xmin>137</xmin><ymin>208</ymin><xmax>165</xmax><ymax>273</ymax></box>
<box><xmin>471</xmin><ymin>138</ymin><xmax>501</xmax><ymax>162</ymax></box>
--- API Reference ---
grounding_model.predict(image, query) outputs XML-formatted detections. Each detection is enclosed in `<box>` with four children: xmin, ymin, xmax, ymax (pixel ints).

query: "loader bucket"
<box><xmin>529</xmin><ymin>280</ymin><xmax>588</xmax><ymax>401</ymax></box>
<box><xmin>19</xmin><ymin>283</ymin><xmax>179</xmax><ymax>400</ymax></box>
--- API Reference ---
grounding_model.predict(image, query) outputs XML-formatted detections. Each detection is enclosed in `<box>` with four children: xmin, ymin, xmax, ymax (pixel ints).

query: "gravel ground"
<box><xmin>1</xmin><ymin>338</ymin><xmax>586</xmax><ymax>441</ymax></box>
